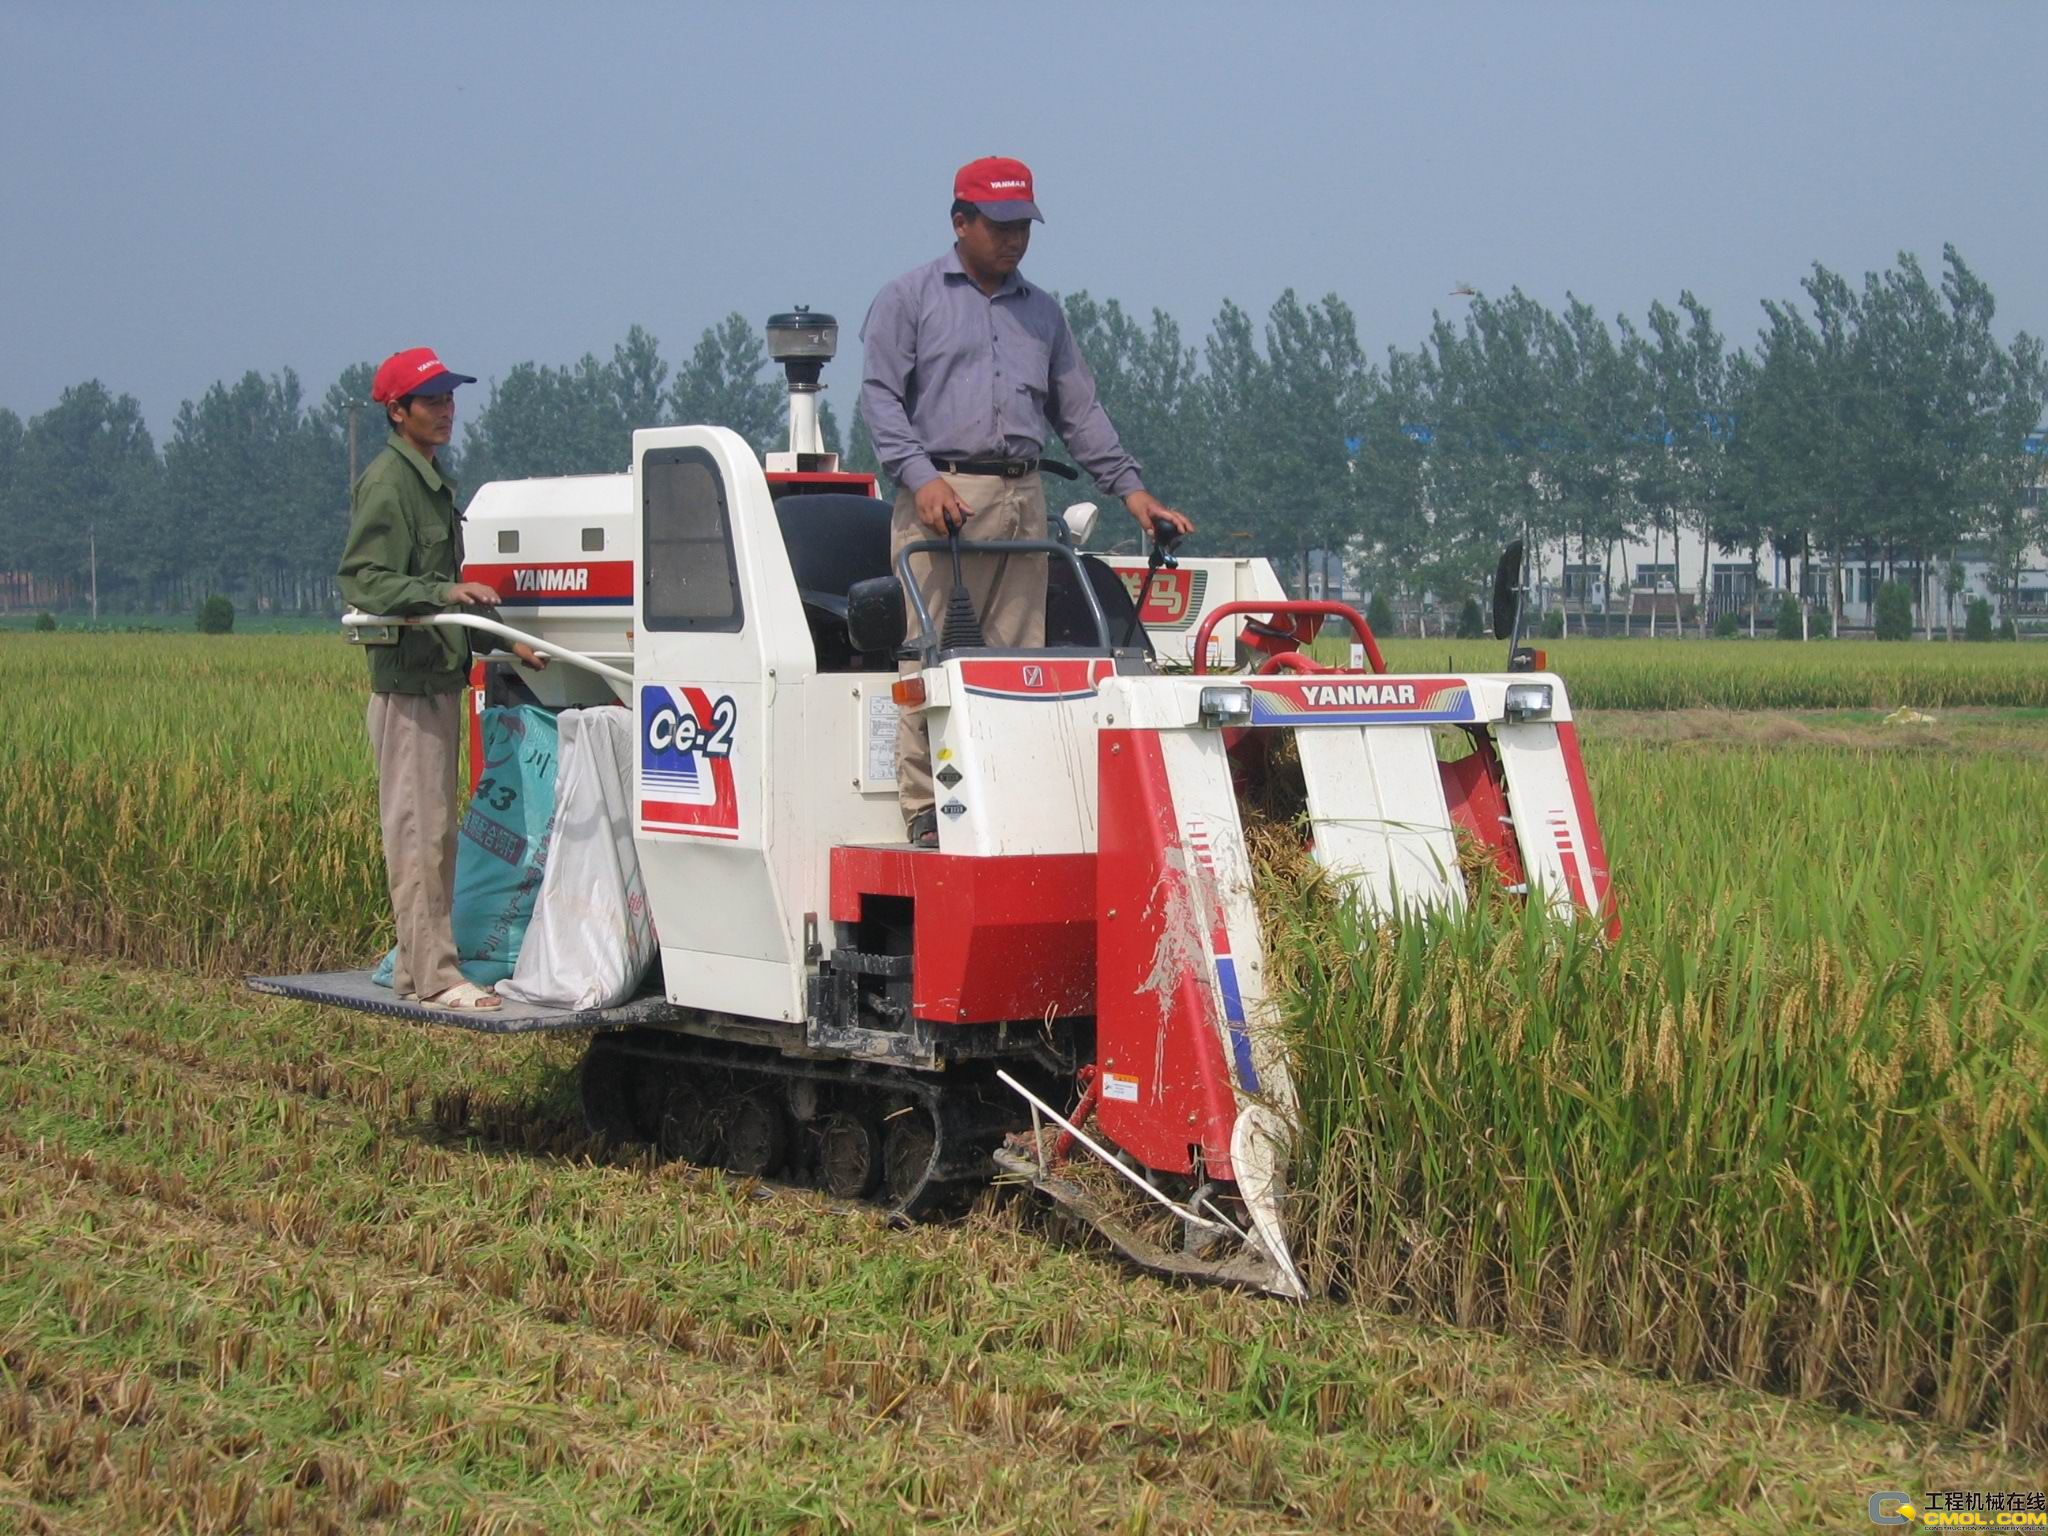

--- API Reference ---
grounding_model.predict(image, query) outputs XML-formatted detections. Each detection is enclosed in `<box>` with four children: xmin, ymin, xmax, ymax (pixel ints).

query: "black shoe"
<box><xmin>907</xmin><ymin>808</ymin><xmax>939</xmax><ymax>849</ymax></box>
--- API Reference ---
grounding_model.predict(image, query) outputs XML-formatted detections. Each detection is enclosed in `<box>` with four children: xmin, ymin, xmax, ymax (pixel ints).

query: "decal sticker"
<box><xmin>1248</xmin><ymin>675</ymin><xmax>1474</xmax><ymax>727</ymax></box>
<box><xmin>1114</xmin><ymin>567</ymin><xmax>1209</xmax><ymax>629</ymax></box>
<box><xmin>958</xmin><ymin>658</ymin><xmax>1114</xmax><ymax>702</ymax></box>
<box><xmin>639</xmin><ymin>685</ymin><xmax>740</xmax><ymax>839</ymax></box>
<box><xmin>1182</xmin><ymin>819</ymin><xmax>1260</xmax><ymax>1095</ymax></box>
<box><xmin>863</xmin><ymin>693</ymin><xmax>899</xmax><ymax>787</ymax></box>
<box><xmin>462</xmin><ymin>560</ymin><xmax>634</xmax><ymax>609</ymax></box>
<box><xmin>1102</xmin><ymin>1072</ymin><xmax>1140</xmax><ymax>1103</ymax></box>
<box><xmin>1547</xmin><ymin>806</ymin><xmax>1589</xmax><ymax>910</ymax></box>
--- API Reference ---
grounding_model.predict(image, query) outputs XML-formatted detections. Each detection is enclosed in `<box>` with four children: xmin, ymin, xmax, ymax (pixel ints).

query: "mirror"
<box><xmin>845</xmin><ymin>576</ymin><xmax>907</xmax><ymax>658</ymax></box>
<box><xmin>1491</xmin><ymin>540</ymin><xmax>1524</xmax><ymax>642</ymax></box>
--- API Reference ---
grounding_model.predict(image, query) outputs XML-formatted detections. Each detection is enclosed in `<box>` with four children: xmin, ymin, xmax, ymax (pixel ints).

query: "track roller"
<box><xmin>573</xmin><ymin>1030</ymin><xmax>1041</xmax><ymax>1223</ymax></box>
<box><xmin>651</xmin><ymin>1079</ymin><xmax>714</xmax><ymax>1163</ymax></box>
<box><xmin>882</xmin><ymin>1104</ymin><xmax>938</xmax><ymax>1210</ymax></box>
<box><xmin>723</xmin><ymin>1091</ymin><xmax>788</xmax><ymax>1177</ymax></box>
<box><xmin>817</xmin><ymin>1112</ymin><xmax>881</xmax><ymax>1199</ymax></box>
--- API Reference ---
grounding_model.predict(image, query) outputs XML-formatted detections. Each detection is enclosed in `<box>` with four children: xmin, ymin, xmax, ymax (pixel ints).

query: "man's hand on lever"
<box><xmin>1124</xmin><ymin>490</ymin><xmax>1192</xmax><ymax>539</ymax></box>
<box><xmin>914</xmin><ymin>477</ymin><xmax>971</xmax><ymax>535</ymax></box>
<box><xmin>442</xmin><ymin>581</ymin><xmax>544</xmax><ymax>670</ymax></box>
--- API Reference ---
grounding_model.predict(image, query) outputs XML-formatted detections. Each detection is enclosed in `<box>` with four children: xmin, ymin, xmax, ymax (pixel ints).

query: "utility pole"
<box><xmin>88</xmin><ymin>523</ymin><xmax>97</xmax><ymax>626</ymax></box>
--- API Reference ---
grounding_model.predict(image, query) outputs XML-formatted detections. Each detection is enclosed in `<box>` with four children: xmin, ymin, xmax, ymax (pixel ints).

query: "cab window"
<box><xmin>643</xmin><ymin>446</ymin><xmax>742</xmax><ymax>631</ymax></box>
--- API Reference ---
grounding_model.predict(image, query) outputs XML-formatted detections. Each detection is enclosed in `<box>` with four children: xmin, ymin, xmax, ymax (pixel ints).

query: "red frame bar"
<box><xmin>1192</xmin><ymin>600</ymin><xmax>1386</xmax><ymax>675</ymax></box>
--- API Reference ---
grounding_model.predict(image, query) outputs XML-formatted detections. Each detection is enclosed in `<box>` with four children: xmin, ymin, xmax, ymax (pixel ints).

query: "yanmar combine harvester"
<box><xmin>254</xmin><ymin>311</ymin><xmax>1612</xmax><ymax>1298</ymax></box>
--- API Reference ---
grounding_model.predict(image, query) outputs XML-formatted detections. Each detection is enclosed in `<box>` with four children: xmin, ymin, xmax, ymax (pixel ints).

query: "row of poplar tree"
<box><xmin>1</xmin><ymin>244</ymin><xmax>2041</xmax><ymax>623</ymax></box>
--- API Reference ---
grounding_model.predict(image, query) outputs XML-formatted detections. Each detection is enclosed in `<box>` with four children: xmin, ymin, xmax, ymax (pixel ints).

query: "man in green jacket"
<box><xmin>337</xmin><ymin>346</ymin><xmax>506</xmax><ymax>1013</ymax></box>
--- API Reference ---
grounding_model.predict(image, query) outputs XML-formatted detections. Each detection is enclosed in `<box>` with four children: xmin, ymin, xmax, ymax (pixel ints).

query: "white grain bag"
<box><xmin>498</xmin><ymin>707</ymin><xmax>657</xmax><ymax>1010</ymax></box>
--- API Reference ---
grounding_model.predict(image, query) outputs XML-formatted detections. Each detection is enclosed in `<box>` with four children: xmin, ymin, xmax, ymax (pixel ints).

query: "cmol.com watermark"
<box><xmin>1871</xmin><ymin>1491</ymin><xmax>2048</xmax><ymax>1527</ymax></box>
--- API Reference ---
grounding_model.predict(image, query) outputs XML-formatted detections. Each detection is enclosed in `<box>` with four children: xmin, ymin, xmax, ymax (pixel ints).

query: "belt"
<box><xmin>931</xmin><ymin>456</ymin><xmax>1079</xmax><ymax>481</ymax></box>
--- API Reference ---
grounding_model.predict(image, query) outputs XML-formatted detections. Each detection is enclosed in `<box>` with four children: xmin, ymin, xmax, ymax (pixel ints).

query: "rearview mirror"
<box><xmin>846</xmin><ymin>576</ymin><xmax>907</xmax><ymax>658</ymax></box>
<box><xmin>1491</xmin><ymin>540</ymin><xmax>1525</xmax><ymax>642</ymax></box>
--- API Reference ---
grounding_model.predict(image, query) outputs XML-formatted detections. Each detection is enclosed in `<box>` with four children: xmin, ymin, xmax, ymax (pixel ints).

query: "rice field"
<box><xmin>1272</xmin><ymin>735</ymin><xmax>2046</xmax><ymax>1442</ymax></box>
<box><xmin>1362</xmin><ymin>634</ymin><xmax>2048</xmax><ymax>710</ymax></box>
<box><xmin>2</xmin><ymin>633</ymin><xmax>2041</xmax><ymax>979</ymax></box>
<box><xmin>0</xmin><ymin>630</ymin><xmax>2044</xmax><ymax>1527</ymax></box>
<box><xmin>8</xmin><ymin>955</ymin><xmax>2034</xmax><ymax>1533</ymax></box>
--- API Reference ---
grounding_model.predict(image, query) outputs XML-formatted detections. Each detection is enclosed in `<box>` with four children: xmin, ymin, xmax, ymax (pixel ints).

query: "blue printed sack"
<box><xmin>373</xmin><ymin>704</ymin><xmax>560</xmax><ymax>989</ymax></box>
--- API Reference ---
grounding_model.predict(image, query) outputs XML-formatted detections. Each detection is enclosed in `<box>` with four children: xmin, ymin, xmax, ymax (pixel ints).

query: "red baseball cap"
<box><xmin>371</xmin><ymin>347</ymin><xmax>477</xmax><ymax>404</ymax></box>
<box><xmin>953</xmin><ymin>156</ymin><xmax>1043</xmax><ymax>223</ymax></box>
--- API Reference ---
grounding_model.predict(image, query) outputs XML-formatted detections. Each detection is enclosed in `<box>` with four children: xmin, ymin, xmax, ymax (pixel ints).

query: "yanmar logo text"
<box><xmin>512</xmin><ymin>568</ymin><xmax>589</xmax><ymax>594</ymax></box>
<box><xmin>1300</xmin><ymin>682</ymin><xmax>1418</xmax><ymax>707</ymax></box>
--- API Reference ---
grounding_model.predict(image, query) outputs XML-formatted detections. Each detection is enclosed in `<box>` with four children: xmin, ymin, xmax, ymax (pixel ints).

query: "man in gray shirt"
<box><xmin>860</xmin><ymin>154</ymin><xmax>1194</xmax><ymax>846</ymax></box>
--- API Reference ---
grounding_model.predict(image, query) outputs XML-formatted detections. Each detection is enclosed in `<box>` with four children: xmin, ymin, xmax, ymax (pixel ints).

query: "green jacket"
<box><xmin>337</xmin><ymin>433</ymin><xmax>471</xmax><ymax>695</ymax></box>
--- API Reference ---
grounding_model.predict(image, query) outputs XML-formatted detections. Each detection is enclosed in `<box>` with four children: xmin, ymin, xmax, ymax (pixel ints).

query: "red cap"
<box><xmin>953</xmin><ymin>156</ymin><xmax>1043</xmax><ymax>223</ymax></box>
<box><xmin>371</xmin><ymin>347</ymin><xmax>476</xmax><ymax>404</ymax></box>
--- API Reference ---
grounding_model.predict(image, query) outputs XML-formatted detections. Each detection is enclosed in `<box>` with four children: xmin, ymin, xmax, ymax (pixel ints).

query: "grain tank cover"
<box><xmin>460</xmin><ymin>471</ymin><xmax>634</xmax><ymax>705</ymax></box>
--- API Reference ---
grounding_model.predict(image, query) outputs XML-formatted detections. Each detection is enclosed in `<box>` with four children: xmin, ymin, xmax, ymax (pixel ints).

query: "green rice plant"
<box><xmin>0</xmin><ymin>634</ymin><xmax>388</xmax><ymax>972</ymax></box>
<box><xmin>1359</xmin><ymin>636</ymin><xmax>2047</xmax><ymax>709</ymax></box>
<box><xmin>1278</xmin><ymin>735</ymin><xmax>2047</xmax><ymax>1444</ymax></box>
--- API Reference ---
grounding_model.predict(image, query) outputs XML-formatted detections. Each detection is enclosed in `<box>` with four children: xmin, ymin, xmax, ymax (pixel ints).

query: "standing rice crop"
<box><xmin>0</xmin><ymin>634</ymin><xmax>388</xmax><ymax>972</ymax></box>
<box><xmin>1273</xmin><ymin>735</ymin><xmax>2048</xmax><ymax>1444</ymax></box>
<box><xmin>1363</xmin><ymin>636</ymin><xmax>2048</xmax><ymax>710</ymax></box>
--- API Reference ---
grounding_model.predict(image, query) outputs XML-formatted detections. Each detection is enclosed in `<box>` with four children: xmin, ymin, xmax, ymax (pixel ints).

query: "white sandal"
<box><xmin>422</xmin><ymin>981</ymin><xmax>503</xmax><ymax>1012</ymax></box>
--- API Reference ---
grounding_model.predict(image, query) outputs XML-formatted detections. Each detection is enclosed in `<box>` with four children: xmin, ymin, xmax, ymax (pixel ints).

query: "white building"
<box><xmin>1529</xmin><ymin>526</ymin><xmax>2046</xmax><ymax>634</ymax></box>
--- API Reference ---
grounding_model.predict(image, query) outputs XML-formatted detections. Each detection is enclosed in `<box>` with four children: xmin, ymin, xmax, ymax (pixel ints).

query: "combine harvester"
<box><xmin>254</xmin><ymin>311</ymin><xmax>1612</xmax><ymax>1298</ymax></box>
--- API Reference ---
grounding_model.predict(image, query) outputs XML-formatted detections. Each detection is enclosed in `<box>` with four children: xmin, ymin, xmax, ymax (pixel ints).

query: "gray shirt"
<box><xmin>859</xmin><ymin>247</ymin><xmax>1145</xmax><ymax>497</ymax></box>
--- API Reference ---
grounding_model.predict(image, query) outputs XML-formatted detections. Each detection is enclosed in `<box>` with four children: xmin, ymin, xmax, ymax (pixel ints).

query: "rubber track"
<box><xmin>582</xmin><ymin>1029</ymin><xmax>1026</xmax><ymax>1221</ymax></box>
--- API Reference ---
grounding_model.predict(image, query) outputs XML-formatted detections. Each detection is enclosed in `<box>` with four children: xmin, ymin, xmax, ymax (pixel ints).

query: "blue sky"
<box><xmin>2</xmin><ymin>0</ymin><xmax>2039</xmax><ymax>436</ymax></box>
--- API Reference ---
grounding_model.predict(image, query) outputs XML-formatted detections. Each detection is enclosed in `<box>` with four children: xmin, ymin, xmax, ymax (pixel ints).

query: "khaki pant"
<box><xmin>367</xmin><ymin>690</ymin><xmax>466</xmax><ymax>999</ymax></box>
<box><xmin>891</xmin><ymin>472</ymin><xmax>1048</xmax><ymax>822</ymax></box>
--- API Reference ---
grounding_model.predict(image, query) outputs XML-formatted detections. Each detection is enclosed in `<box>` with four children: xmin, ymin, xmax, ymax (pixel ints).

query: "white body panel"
<box><xmin>917</xmin><ymin>658</ymin><xmax>1115</xmax><ymax>857</ymax></box>
<box><xmin>631</xmin><ymin>427</ymin><xmax>813</xmax><ymax>1024</ymax></box>
<box><xmin>1296</xmin><ymin>726</ymin><xmax>1466</xmax><ymax>919</ymax></box>
<box><xmin>1493</xmin><ymin>720</ymin><xmax>1595</xmax><ymax>922</ymax></box>
<box><xmin>620</xmin><ymin>429</ymin><xmax>911</xmax><ymax>1024</ymax></box>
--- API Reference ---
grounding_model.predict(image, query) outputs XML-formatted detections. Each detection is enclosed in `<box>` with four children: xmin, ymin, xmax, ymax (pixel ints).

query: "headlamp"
<box><xmin>1503</xmin><ymin>682</ymin><xmax>1554</xmax><ymax>722</ymax></box>
<box><xmin>1198</xmin><ymin>686</ymin><xmax>1254</xmax><ymax>728</ymax></box>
